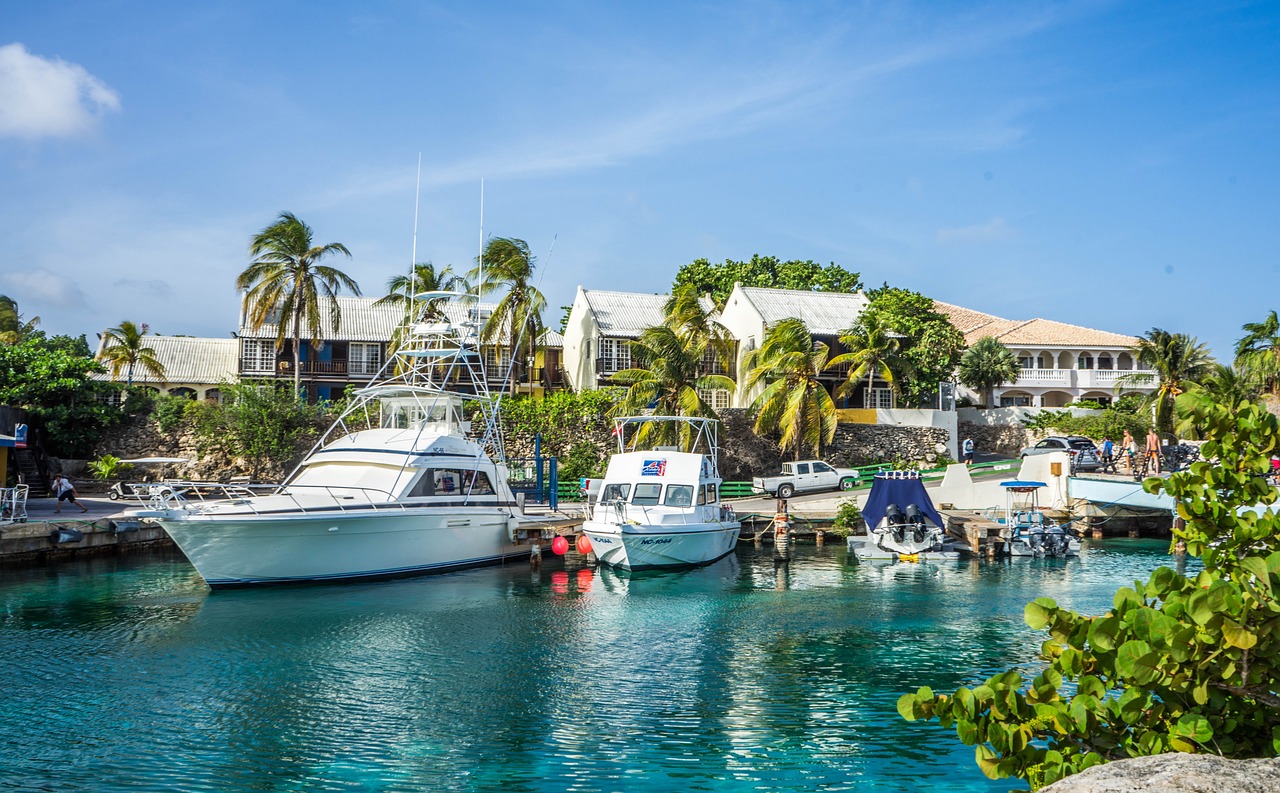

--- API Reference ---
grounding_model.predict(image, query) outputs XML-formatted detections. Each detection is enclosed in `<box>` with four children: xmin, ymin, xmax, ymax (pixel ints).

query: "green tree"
<box><xmin>671</xmin><ymin>255</ymin><xmax>862</xmax><ymax>307</ymax></box>
<box><xmin>0</xmin><ymin>335</ymin><xmax>124</xmax><ymax>457</ymax></box>
<box><xmin>469</xmin><ymin>237</ymin><xmax>547</xmax><ymax>393</ymax></box>
<box><xmin>663</xmin><ymin>285</ymin><xmax>735</xmax><ymax>373</ymax></box>
<box><xmin>860</xmin><ymin>287</ymin><xmax>965</xmax><ymax>406</ymax></box>
<box><xmin>742</xmin><ymin>317</ymin><xmax>837</xmax><ymax>460</ymax></box>
<box><xmin>957</xmin><ymin>337</ymin><xmax>1021</xmax><ymax>408</ymax></box>
<box><xmin>0</xmin><ymin>295</ymin><xmax>39</xmax><ymax>344</ymax></box>
<box><xmin>237</xmin><ymin>212</ymin><xmax>360</xmax><ymax>391</ymax></box>
<box><xmin>899</xmin><ymin>399</ymin><xmax>1280</xmax><ymax>790</ymax></box>
<box><xmin>1234</xmin><ymin>311</ymin><xmax>1280</xmax><ymax>396</ymax></box>
<box><xmin>372</xmin><ymin>261</ymin><xmax>469</xmax><ymax>318</ymax></box>
<box><xmin>190</xmin><ymin>381</ymin><xmax>319</xmax><ymax>480</ymax></box>
<box><xmin>1175</xmin><ymin>363</ymin><xmax>1261</xmax><ymax>439</ymax></box>
<box><xmin>1116</xmin><ymin>328</ymin><xmax>1215</xmax><ymax>434</ymax></box>
<box><xmin>829</xmin><ymin>312</ymin><xmax>914</xmax><ymax>408</ymax></box>
<box><xmin>610</xmin><ymin>324</ymin><xmax>735</xmax><ymax>449</ymax></box>
<box><xmin>97</xmin><ymin>320</ymin><xmax>166</xmax><ymax>386</ymax></box>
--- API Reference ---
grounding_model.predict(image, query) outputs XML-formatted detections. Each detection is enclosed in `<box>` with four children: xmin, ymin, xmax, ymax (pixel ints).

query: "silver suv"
<box><xmin>1019</xmin><ymin>436</ymin><xmax>1101</xmax><ymax>472</ymax></box>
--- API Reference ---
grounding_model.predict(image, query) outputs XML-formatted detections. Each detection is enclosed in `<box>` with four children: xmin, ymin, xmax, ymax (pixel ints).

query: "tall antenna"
<box><xmin>408</xmin><ymin>153</ymin><xmax>422</xmax><ymax>324</ymax></box>
<box><xmin>476</xmin><ymin>177</ymin><xmax>484</xmax><ymax>329</ymax></box>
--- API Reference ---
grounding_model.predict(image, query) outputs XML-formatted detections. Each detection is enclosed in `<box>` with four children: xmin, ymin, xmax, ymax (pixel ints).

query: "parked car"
<box><xmin>1019</xmin><ymin>436</ymin><xmax>1101</xmax><ymax>472</ymax></box>
<box><xmin>752</xmin><ymin>460</ymin><xmax>860</xmax><ymax>499</ymax></box>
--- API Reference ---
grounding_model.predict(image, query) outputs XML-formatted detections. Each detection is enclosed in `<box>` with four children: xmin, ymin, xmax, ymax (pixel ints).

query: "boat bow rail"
<box><xmin>130</xmin><ymin>482</ymin><xmax>512</xmax><ymax>518</ymax></box>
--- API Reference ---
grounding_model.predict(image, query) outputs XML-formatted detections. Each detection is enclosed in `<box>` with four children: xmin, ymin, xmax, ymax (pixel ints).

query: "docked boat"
<box><xmin>848</xmin><ymin>472</ymin><xmax>961</xmax><ymax>561</ymax></box>
<box><xmin>996</xmin><ymin>480</ymin><xmax>1080</xmax><ymax>558</ymax></box>
<box><xmin>580</xmin><ymin>416</ymin><xmax>741</xmax><ymax>570</ymax></box>
<box><xmin>130</xmin><ymin>292</ymin><xmax>551</xmax><ymax>588</ymax></box>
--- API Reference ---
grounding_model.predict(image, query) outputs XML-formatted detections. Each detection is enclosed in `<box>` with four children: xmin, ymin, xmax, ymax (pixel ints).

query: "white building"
<box><xmin>561</xmin><ymin>287</ymin><xmax>673</xmax><ymax>391</ymax></box>
<box><xmin>94</xmin><ymin>335</ymin><xmax>239</xmax><ymax>401</ymax></box>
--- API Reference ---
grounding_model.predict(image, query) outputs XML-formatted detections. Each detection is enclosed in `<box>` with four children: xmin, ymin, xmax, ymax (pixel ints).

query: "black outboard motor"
<box><xmin>904</xmin><ymin>504</ymin><xmax>928</xmax><ymax>544</ymax></box>
<box><xmin>885</xmin><ymin>504</ymin><xmax>907</xmax><ymax>545</ymax></box>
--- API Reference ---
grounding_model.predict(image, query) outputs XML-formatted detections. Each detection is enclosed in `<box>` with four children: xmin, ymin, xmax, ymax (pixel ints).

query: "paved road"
<box><xmin>21</xmin><ymin>493</ymin><xmax>129</xmax><ymax>522</ymax></box>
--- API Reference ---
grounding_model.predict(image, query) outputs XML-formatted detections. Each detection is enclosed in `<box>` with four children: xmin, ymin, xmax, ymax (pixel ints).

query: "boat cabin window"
<box><xmin>697</xmin><ymin>485</ymin><xmax>707</xmax><ymax>505</ymax></box>
<box><xmin>701</xmin><ymin>483</ymin><xmax>717</xmax><ymax>504</ymax></box>
<box><xmin>664</xmin><ymin>485</ymin><xmax>694</xmax><ymax>507</ymax></box>
<box><xmin>408</xmin><ymin>468</ymin><xmax>494</xmax><ymax>497</ymax></box>
<box><xmin>632</xmin><ymin>483</ymin><xmax>662</xmax><ymax>506</ymax></box>
<box><xmin>796</xmin><ymin>463</ymin><xmax>810</xmax><ymax>474</ymax></box>
<box><xmin>600</xmin><ymin>483</ymin><xmax>631</xmax><ymax>502</ymax></box>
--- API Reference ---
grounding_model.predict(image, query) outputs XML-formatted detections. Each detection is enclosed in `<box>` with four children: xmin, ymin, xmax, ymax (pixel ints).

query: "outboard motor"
<box><xmin>905</xmin><ymin>504</ymin><xmax>928</xmax><ymax>544</ymax></box>
<box><xmin>1044</xmin><ymin>526</ymin><xmax>1069</xmax><ymax>557</ymax></box>
<box><xmin>884</xmin><ymin>504</ymin><xmax>908</xmax><ymax>545</ymax></box>
<box><xmin>1028</xmin><ymin>523</ymin><xmax>1045</xmax><ymax>556</ymax></box>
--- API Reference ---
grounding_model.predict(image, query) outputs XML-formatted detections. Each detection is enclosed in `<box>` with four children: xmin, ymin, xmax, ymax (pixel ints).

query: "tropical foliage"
<box><xmin>829</xmin><ymin>312</ymin><xmax>914</xmax><ymax>407</ymax></box>
<box><xmin>743</xmin><ymin>317</ymin><xmax>837</xmax><ymax>460</ymax></box>
<box><xmin>237</xmin><ymin>211</ymin><xmax>359</xmax><ymax>390</ymax></box>
<box><xmin>470</xmin><ymin>237</ymin><xmax>547</xmax><ymax>392</ymax></box>
<box><xmin>97</xmin><ymin>320</ymin><xmax>165</xmax><ymax>385</ymax></box>
<box><xmin>86</xmin><ymin>455</ymin><xmax>130</xmax><ymax>481</ymax></box>
<box><xmin>1234</xmin><ymin>310</ymin><xmax>1280</xmax><ymax>396</ymax></box>
<box><xmin>899</xmin><ymin>400</ymin><xmax>1280</xmax><ymax>790</ymax></box>
<box><xmin>0</xmin><ymin>295</ymin><xmax>39</xmax><ymax>344</ymax></box>
<box><xmin>373</xmin><ymin>261</ymin><xmax>469</xmax><ymax>318</ymax></box>
<box><xmin>958</xmin><ymin>337</ymin><xmax>1021</xmax><ymax>408</ymax></box>
<box><xmin>1116</xmin><ymin>328</ymin><xmax>1215</xmax><ymax>434</ymax></box>
<box><xmin>859</xmin><ymin>287</ymin><xmax>965</xmax><ymax>406</ymax></box>
<box><xmin>1174</xmin><ymin>363</ymin><xmax>1261</xmax><ymax>440</ymax></box>
<box><xmin>187</xmin><ymin>381</ymin><xmax>327</xmax><ymax>480</ymax></box>
<box><xmin>1022</xmin><ymin>407</ymin><xmax>1150</xmax><ymax>442</ymax></box>
<box><xmin>672</xmin><ymin>255</ymin><xmax>862</xmax><ymax>307</ymax></box>
<box><xmin>663</xmin><ymin>285</ymin><xmax>735</xmax><ymax>372</ymax></box>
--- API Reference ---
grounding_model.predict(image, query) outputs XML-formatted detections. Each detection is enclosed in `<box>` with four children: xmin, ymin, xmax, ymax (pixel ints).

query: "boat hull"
<box><xmin>152</xmin><ymin>507</ymin><xmax>523</xmax><ymax>588</ymax></box>
<box><xmin>582</xmin><ymin>522</ymin><xmax>740</xmax><ymax>570</ymax></box>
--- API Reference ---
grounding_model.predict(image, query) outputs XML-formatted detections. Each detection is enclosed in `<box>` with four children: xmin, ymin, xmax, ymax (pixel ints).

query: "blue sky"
<box><xmin>1</xmin><ymin>1</ymin><xmax>1277</xmax><ymax>360</ymax></box>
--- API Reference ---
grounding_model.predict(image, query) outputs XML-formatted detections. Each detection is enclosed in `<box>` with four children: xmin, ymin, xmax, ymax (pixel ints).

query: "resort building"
<box><xmin>934</xmin><ymin>303</ymin><xmax>1154</xmax><ymax>407</ymax></box>
<box><xmin>93</xmin><ymin>335</ymin><xmax>240</xmax><ymax>402</ymax></box>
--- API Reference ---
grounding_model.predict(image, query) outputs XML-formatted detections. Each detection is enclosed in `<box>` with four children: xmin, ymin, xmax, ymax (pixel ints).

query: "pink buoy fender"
<box><xmin>576</xmin><ymin>534</ymin><xmax>593</xmax><ymax>555</ymax></box>
<box><xmin>551</xmin><ymin>536</ymin><xmax>569</xmax><ymax>555</ymax></box>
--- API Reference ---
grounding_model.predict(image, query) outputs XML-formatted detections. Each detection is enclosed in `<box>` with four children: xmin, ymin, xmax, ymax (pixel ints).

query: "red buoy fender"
<box><xmin>576</xmin><ymin>534</ymin><xmax>593</xmax><ymax>555</ymax></box>
<box><xmin>551</xmin><ymin>536</ymin><xmax>569</xmax><ymax>555</ymax></box>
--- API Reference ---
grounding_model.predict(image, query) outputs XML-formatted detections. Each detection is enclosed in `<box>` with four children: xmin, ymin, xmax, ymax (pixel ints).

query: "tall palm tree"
<box><xmin>742</xmin><ymin>317</ymin><xmax>837</xmax><ymax>460</ymax></box>
<box><xmin>373</xmin><ymin>261</ymin><xmax>470</xmax><ymax>318</ymax></box>
<box><xmin>828</xmin><ymin>314</ymin><xmax>914</xmax><ymax>408</ymax></box>
<box><xmin>0</xmin><ymin>295</ymin><xmax>39</xmax><ymax>344</ymax></box>
<box><xmin>98</xmin><ymin>320</ymin><xmax>165</xmax><ymax>386</ymax></box>
<box><xmin>237</xmin><ymin>212</ymin><xmax>359</xmax><ymax>391</ymax></box>
<box><xmin>468</xmin><ymin>237</ymin><xmax>547</xmax><ymax>393</ymax></box>
<box><xmin>1174</xmin><ymin>363</ymin><xmax>1260</xmax><ymax>439</ymax></box>
<box><xmin>663</xmin><ymin>285</ymin><xmax>735</xmax><ymax>373</ymax></box>
<box><xmin>610</xmin><ymin>324</ymin><xmax>735</xmax><ymax>449</ymax></box>
<box><xmin>957</xmin><ymin>337</ymin><xmax>1021</xmax><ymax>408</ymax></box>
<box><xmin>1234</xmin><ymin>310</ymin><xmax>1280</xmax><ymax>396</ymax></box>
<box><xmin>1117</xmin><ymin>327</ymin><xmax>1215</xmax><ymax>434</ymax></box>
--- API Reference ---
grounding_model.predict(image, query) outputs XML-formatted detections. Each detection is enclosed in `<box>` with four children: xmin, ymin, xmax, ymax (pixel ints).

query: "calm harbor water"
<box><xmin>0</xmin><ymin>540</ymin><xmax>1186</xmax><ymax>792</ymax></box>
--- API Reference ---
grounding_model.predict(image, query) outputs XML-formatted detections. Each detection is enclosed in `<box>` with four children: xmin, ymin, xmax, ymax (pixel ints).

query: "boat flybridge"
<box><xmin>130</xmin><ymin>291</ymin><xmax>554</xmax><ymax>588</ymax></box>
<box><xmin>580</xmin><ymin>416</ymin><xmax>741</xmax><ymax>570</ymax></box>
<box><xmin>995</xmin><ymin>480</ymin><xmax>1080</xmax><ymax>558</ymax></box>
<box><xmin>848</xmin><ymin>472</ymin><xmax>961</xmax><ymax>562</ymax></box>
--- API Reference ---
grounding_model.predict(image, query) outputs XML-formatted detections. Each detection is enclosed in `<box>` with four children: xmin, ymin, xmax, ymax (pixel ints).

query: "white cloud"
<box><xmin>0</xmin><ymin>43</ymin><xmax>121</xmax><ymax>138</ymax></box>
<box><xmin>0</xmin><ymin>267</ymin><xmax>88</xmax><ymax>307</ymax></box>
<box><xmin>936</xmin><ymin>217</ymin><xmax>1013</xmax><ymax>246</ymax></box>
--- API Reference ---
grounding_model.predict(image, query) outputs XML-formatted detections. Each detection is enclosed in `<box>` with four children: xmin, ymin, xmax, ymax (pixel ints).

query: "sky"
<box><xmin>1</xmin><ymin>1</ymin><xmax>1277</xmax><ymax>361</ymax></box>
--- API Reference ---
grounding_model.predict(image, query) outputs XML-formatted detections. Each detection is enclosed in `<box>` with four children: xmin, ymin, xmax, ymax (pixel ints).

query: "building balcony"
<box><xmin>241</xmin><ymin>359</ymin><xmax>382</xmax><ymax>379</ymax></box>
<box><xmin>1010</xmin><ymin>368</ymin><xmax>1156</xmax><ymax>391</ymax></box>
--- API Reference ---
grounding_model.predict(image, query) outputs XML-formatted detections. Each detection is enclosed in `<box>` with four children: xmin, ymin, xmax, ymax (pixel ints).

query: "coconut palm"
<box><xmin>237</xmin><ymin>212</ymin><xmax>359</xmax><ymax>391</ymax></box>
<box><xmin>957</xmin><ymin>337</ymin><xmax>1021</xmax><ymax>408</ymax></box>
<box><xmin>98</xmin><ymin>320</ymin><xmax>165</xmax><ymax>385</ymax></box>
<box><xmin>0</xmin><ymin>295</ymin><xmax>39</xmax><ymax>344</ymax></box>
<box><xmin>468</xmin><ymin>237</ymin><xmax>547</xmax><ymax>393</ymax></box>
<box><xmin>742</xmin><ymin>317</ymin><xmax>837</xmax><ymax>460</ymax></box>
<box><xmin>1234</xmin><ymin>310</ymin><xmax>1280</xmax><ymax>396</ymax></box>
<box><xmin>610</xmin><ymin>324</ymin><xmax>735</xmax><ymax>449</ymax></box>
<box><xmin>373</xmin><ymin>262</ymin><xmax>470</xmax><ymax>318</ymax></box>
<box><xmin>663</xmin><ymin>285</ymin><xmax>735</xmax><ymax>374</ymax></box>
<box><xmin>828</xmin><ymin>313</ymin><xmax>914</xmax><ymax>408</ymax></box>
<box><xmin>1116</xmin><ymin>327</ymin><xmax>1215</xmax><ymax>434</ymax></box>
<box><xmin>1174</xmin><ymin>363</ymin><xmax>1260</xmax><ymax>439</ymax></box>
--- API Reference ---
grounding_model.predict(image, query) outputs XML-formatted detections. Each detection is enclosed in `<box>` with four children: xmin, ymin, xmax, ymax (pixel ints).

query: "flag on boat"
<box><xmin>641</xmin><ymin>459</ymin><xmax>667</xmax><ymax>476</ymax></box>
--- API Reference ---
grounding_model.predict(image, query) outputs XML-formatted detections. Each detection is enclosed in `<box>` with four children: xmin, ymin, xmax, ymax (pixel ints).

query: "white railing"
<box><xmin>1014</xmin><ymin>368</ymin><xmax>1157</xmax><ymax>390</ymax></box>
<box><xmin>1015</xmin><ymin>369</ymin><xmax>1070</xmax><ymax>385</ymax></box>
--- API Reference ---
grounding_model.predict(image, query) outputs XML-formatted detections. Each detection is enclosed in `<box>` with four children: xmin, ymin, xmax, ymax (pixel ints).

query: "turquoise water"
<box><xmin>0</xmin><ymin>540</ymin><xmax>1186</xmax><ymax>792</ymax></box>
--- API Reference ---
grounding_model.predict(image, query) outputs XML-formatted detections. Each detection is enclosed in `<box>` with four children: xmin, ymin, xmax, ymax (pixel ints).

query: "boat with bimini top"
<box><xmin>848</xmin><ymin>472</ymin><xmax>961</xmax><ymax>562</ymax></box>
<box><xmin>130</xmin><ymin>291</ymin><xmax>551</xmax><ymax>588</ymax></box>
<box><xmin>995</xmin><ymin>480</ymin><xmax>1080</xmax><ymax>558</ymax></box>
<box><xmin>580</xmin><ymin>416</ymin><xmax>741</xmax><ymax>570</ymax></box>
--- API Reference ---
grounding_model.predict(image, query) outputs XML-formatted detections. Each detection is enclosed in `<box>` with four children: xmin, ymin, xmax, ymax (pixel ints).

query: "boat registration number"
<box><xmin>639</xmin><ymin>538</ymin><xmax>673</xmax><ymax>546</ymax></box>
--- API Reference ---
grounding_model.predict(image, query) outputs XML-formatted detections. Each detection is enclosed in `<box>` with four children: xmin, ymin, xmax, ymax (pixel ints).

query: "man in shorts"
<box><xmin>52</xmin><ymin>474</ymin><xmax>89</xmax><ymax>514</ymax></box>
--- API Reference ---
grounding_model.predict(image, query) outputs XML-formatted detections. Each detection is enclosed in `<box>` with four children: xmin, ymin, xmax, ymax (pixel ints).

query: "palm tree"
<box><xmin>1116</xmin><ymin>327</ymin><xmax>1215</xmax><ymax>434</ymax></box>
<box><xmin>373</xmin><ymin>261</ymin><xmax>470</xmax><ymax>318</ymax></box>
<box><xmin>98</xmin><ymin>320</ymin><xmax>165</xmax><ymax>385</ymax></box>
<box><xmin>468</xmin><ymin>237</ymin><xmax>547</xmax><ymax>393</ymax></box>
<box><xmin>1234</xmin><ymin>311</ymin><xmax>1280</xmax><ymax>396</ymax></box>
<box><xmin>237</xmin><ymin>212</ymin><xmax>359</xmax><ymax>391</ymax></box>
<box><xmin>957</xmin><ymin>337</ymin><xmax>1021</xmax><ymax>408</ymax></box>
<box><xmin>0</xmin><ymin>295</ymin><xmax>39</xmax><ymax>344</ymax></box>
<box><xmin>610</xmin><ymin>324</ymin><xmax>735</xmax><ymax>449</ymax></box>
<box><xmin>1174</xmin><ymin>363</ymin><xmax>1260</xmax><ymax>439</ymax></box>
<box><xmin>828</xmin><ymin>314</ymin><xmax>914</xmax><ymax>408</ymax></box>
<box><xmin>663</xmin><ymin>285</ymin><xmax>734</xmax><ymax>373</ymax></box>
<box><xmin>742</xmin><ymin>317</ymin><xmax>837</xmax><ymax>460</ymax></box>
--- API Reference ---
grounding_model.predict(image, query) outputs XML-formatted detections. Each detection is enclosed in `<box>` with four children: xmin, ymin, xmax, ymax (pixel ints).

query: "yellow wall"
<box><xmin>835</xmin><ymin>408</ymin><xmax>878</xmax><ymax>425</ymax></box>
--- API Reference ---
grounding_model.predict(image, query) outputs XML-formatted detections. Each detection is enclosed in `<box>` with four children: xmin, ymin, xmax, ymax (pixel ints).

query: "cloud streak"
<box><xmin>937</xmin><ymin>217</ymin><xmax>1013</xmax><ymax>246</ymax></box>
<box><xmin>0</xmin><ymin>43</ymin><xmax>121</xmax><ymax>138</ymax></box>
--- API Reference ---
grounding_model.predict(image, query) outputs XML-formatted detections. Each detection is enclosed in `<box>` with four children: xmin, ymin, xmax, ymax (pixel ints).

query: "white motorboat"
<box><xmin>848</xmin><ymin>472</ymin><xmax>962</xmax><ymax>562</ymax></box>
<box><xmin>130</xmin><ymin>292</ymin><xmax>550</xmax><ymax>588</ymax></box>
<box><xmin>996</xmin><ymin>480</ymin><xmax>1080</xmax><ymax>558</ymax></box>
<box><xmin>581</xmin><ymin>416</ymin><xmax>741</xmax><ymax>570</ymax></box>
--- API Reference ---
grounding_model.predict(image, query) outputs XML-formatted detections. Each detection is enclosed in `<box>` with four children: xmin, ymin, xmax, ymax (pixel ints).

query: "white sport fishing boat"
<box><xmin>581</xmin><ymin>416</ymin><xmax>741</xmax><ymax>570</ymax></box>
<box><xmin>131</xmin><ymin>291</ymin><xmax>547</xmax><ymax>588</ymax></box>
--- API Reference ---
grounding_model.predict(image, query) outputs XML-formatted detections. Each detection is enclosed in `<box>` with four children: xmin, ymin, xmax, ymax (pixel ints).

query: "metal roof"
<box><xmin>94</xmin><ymin>335</ymin><xmax>239</xmax><ymax>385</ymax></box>
<box><xmin>737</xmin><ymin>286</ymin><xmax>868</xmax><ymax>336</ymax></box>
<box><xmin>239</xmin><ymin>296</ymin><xmax>505</xmax><ymax>342</ymax></box>
<box><xmin>582</xmin><ymin>290</ymin><xmax>671</xmax><ymax>336</ymax></box>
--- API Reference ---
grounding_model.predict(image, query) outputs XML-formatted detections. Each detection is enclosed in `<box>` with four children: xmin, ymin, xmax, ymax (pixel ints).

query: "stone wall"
<box><xmin>958</xmin><ymin>420</ymin><xmax>1035</xmax><ymax>459</ymax></box>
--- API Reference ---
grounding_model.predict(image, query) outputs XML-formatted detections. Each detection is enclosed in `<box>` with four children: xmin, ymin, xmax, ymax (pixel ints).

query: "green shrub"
<box><xmin>87</xmin><ymin>455</ymin><xmax>131</xmax><ymax>481</ymax></box>
<box><xmin>153</xmin><ymin>394</ymin><xmax>192</xmax><ymax>433</ymax></box>
<box><xmin>829</xmin><ymin>499</ymin><xmax>863</xmax><ymax>537</ymax></box>
<box><xmin>558</xmin><ymin>442</ymin><xmax>604</xmax><ymax>483</ymax></box>
<box><xmin>1023</xmin><ymin>408</ymin><xmax>1149</xmax><ymax>442</ymax></box>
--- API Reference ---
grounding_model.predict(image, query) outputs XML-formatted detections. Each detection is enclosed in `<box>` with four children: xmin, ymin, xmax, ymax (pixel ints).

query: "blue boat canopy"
<box><xmin>862</xmin><ymin>476</ymin><xmax>944</xmax><ymax>530</ymax></box>
<box><xmin>1000</xmin><ymin>480</ymin><xmax>1047</xmax><ymax>490</ymax></box>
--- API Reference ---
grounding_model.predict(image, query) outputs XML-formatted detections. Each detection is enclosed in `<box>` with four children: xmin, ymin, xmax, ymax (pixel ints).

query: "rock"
<box><xmin>1040</xmin><ymin>754</ymin><xmax>1280</xmax><ymax>793</ymax></box>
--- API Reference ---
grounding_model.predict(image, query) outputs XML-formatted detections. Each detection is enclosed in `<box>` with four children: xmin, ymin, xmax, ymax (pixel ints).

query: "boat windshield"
<box><xmin>287</xmin><ymin>462</ymin><xmax>414</xmax><ymax>500</ymax></box>
<box><xmin>663</xmin><ymin>485</ymin><xmax>694</xmax><ymax>507</ymax></box>
<box><xmin>600</xmin><ymin>483</ymin><xmax>631</xmax><ymax>502</ymax></box>
<box><xmin>632</xmin><ymin>484</ymin><xmax>661</xmax><ymax>505</ymax></box>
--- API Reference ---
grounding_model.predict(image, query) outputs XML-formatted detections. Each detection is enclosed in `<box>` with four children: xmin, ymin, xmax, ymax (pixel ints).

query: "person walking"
<box><xmin>1122</xmin><ymin>430</ymin><xmax>1137</xmax><ymax>474</ymax></box>
<box><xmin>962</xmin><ymin>436</ymin><xmax>975</xmax><ymax>466</ymax></box>
<box><xmin>1145</xmin><ymin>427</ymin><xmax>1163</xmax><ymax>474</ymax></box>
<box><xmin>1100</xmin><ymin>435</ymin><xmax>1115</xmax><ymax>474</ymax></box>
<box><xmin>52</xmin><ymin>474</ymin><xmax>88</xmax><ymax>514</ymax></box>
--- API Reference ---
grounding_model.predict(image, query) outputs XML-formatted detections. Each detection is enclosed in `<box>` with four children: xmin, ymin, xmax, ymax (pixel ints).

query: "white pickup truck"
<box><xmin>751</xmin><ymin>460</ymin><xmax>860</xmax><ymax>499</ymax></box>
